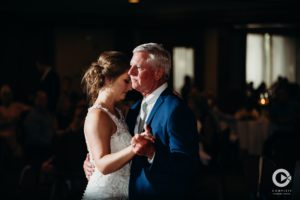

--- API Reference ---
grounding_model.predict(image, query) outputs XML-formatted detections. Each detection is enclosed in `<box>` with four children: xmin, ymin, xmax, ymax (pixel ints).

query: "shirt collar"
<box><xmin>142</xmin><ymin>82</ymin><xmax>168</xmax><ymax>106</ymax></box>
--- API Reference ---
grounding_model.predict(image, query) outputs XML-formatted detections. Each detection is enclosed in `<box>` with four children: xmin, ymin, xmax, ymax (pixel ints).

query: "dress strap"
<box><xmin>89</xmin><ymin>104</ymin><xmax>122</xmax><ymax>124</ymax></box>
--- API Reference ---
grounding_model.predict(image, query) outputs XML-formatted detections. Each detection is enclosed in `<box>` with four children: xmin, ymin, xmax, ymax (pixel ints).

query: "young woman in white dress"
<box><xmin>81</xmin><ymin>51</ymin><xmax>154</xmax><ymax>200</ymax></box>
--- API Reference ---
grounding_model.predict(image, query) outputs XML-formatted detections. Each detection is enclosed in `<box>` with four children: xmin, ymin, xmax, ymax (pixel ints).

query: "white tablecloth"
<box><xmin>236</xmin><ymin>117</ymin><xmax>270</xmax><ymax>155</ymax></box>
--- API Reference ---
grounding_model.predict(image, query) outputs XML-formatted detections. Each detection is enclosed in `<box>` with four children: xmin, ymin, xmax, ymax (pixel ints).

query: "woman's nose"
<box><xmin>127</xmin><ymin>83</ymin><xmax>132</xmax><ymax>91</ymax></box>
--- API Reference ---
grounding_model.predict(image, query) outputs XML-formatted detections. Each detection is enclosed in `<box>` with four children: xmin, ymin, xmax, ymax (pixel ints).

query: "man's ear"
<box><xmin>154</xmin><ymin>68</ymin><xmax>165</xmax><ymax>81</ymax></box>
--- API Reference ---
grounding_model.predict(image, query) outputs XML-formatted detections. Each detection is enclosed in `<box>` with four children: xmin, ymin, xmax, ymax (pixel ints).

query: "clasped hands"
<box><xmin>131</xmin><ymin>125</ymin><xmax>155</xmax><ymax>159</ymax></box>
<box><xmin>83</xmin><ymin>125</ymin><xmax>156</xmax><ymax>180</ymax></box>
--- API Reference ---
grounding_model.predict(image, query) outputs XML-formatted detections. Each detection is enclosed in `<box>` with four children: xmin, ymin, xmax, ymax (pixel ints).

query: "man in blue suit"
<box><xmin>127</xmin><ymin>43</ymin><xmax>199</xmax><ymax>200</ymax></box>
<box><xmin>84</xmin><ymin>43</ymin><xmax>200</xmax><ymax>199</ymax></box>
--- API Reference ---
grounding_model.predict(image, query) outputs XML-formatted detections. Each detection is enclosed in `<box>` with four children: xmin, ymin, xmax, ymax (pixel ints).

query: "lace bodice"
<box><xmin>82</xmin><ymin>105</ymin><xmax>132</xmax><ymax>200</ymax></box>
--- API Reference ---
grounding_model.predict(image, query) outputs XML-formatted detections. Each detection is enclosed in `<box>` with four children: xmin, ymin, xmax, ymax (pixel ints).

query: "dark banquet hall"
<box><xmin>0</xmin><ymin>0</ymin><xmax>300</xmax><ymax>199</ymax></box>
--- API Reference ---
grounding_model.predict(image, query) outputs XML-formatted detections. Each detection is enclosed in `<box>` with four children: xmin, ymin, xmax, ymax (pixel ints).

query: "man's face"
<box><xmin>128</xmin><ymin>52</ymin><xmax>157</xmax><ymax>95</ymax></box>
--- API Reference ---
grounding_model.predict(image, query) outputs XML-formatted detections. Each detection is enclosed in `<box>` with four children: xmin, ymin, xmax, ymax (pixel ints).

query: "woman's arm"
<box><xmin>84</xmin><ymin>109</ymin><xmax>135</xmax><ymax>175</ymax></box>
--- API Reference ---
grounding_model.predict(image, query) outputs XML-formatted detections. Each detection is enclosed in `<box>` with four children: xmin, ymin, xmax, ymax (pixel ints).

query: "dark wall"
<box><xmin>218</xmin><ymin>27</ymin><xmax>247</xmax><ymax>113</ymax></box>
<box><xmin>0</xmin><ymin>24</ymin><xmax>55</xmax><ymax>102</ymax></box>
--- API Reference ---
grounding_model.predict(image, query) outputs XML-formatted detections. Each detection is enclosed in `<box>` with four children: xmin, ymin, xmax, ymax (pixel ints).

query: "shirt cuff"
<box><xmin>147</xmin><ymin>152</ymin><xmax>156</xmax><ymax>164</ymax></box>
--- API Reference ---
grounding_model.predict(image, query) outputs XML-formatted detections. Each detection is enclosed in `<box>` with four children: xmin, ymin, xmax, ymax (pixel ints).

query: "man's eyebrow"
<box><xmin>130</xmin><ymin>62</ymin><xmax>141</xmax><ymax>68</ymax></box>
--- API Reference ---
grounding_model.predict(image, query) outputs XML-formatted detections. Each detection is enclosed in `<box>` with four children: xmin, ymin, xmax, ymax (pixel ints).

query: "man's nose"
<box><xmin>128</xmin><ymin>66</ymin><xmax>136</xmax><ymax>76</ymax></box>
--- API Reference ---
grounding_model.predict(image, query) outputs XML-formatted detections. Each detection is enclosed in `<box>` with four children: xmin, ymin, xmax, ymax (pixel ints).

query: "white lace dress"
<box><xmin>82</xmin><ymin>105</ymin><xmax>132</xmax><ymax>200</ymax></box>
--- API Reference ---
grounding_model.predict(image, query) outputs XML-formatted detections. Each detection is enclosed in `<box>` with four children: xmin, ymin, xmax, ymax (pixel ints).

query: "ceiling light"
<box><xmin>128</xmin><ymin>0</ymin><xmax>140</xmax><ymax>4</ymax></box>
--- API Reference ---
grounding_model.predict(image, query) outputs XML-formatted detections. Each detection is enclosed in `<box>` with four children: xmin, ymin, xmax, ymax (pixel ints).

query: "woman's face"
<box><xmin>110</xmin><ymin>71</ymin><xmax>132</xmax><ymax>102</ymax></box>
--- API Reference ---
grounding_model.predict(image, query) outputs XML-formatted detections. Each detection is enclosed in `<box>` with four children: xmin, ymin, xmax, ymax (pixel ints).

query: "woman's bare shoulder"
<box><xmin>84</xmin><ymin>108</ymin><xmax>114</xmax><ymax>135</ymax></box>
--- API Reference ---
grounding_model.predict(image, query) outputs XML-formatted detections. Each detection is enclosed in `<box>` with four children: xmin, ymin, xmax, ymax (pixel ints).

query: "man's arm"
<box><xmin>83</xmin><ymin>153</ymin><xmax>95</xmax><ymax>180</ymax></box>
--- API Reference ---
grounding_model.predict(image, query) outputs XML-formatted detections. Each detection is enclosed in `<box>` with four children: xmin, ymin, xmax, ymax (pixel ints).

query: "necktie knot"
<box><xmin>140</xmin><ymin>101</ymin><xmax>148</xmax><ymax>120</ymax></box>
<box><xmin>141</xmin><ymin>101</ymin><xmax>147</xmax><ymax>113</ymax></box>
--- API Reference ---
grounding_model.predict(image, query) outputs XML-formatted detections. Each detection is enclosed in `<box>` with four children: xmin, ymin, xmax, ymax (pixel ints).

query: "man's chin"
<box><xmin>133</xmin><ymin>88</ymin><xmax>143</xmax><ymax>94</ymax></box>
<box><xmin>131</xmin><ymin>84</ymin><xmax>139</xmax><ymax>91</ymax></box>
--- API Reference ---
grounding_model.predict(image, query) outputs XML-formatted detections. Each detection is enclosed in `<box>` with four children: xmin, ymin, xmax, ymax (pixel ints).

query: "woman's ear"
<box><xmin>104</xmin><ymin>78</ymin><xmax>113</xmax><ymax>87</ymax></box>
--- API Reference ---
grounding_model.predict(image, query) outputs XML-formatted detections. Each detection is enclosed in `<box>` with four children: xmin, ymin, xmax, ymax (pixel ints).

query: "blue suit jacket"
<box><xmin>126</xmin><ymin>88</ymin><xmax>200</xmax><ymax>200</ymax></box>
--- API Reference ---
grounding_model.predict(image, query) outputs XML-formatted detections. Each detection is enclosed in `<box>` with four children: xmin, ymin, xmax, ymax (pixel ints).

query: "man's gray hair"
<box><xmin>133</xmin><ymin>43</ymin><xmax>171</xmax><ymax>79</ymax></box>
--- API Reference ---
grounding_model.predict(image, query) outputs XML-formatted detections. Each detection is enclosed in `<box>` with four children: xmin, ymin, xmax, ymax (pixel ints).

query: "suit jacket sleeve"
<box><xmin>147</xmin><ymin>102</ymin><xmax>200</xmax><ymax>195</ymax></box>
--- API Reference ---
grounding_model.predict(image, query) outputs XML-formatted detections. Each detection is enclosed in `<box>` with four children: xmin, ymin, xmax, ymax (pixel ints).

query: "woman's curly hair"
<box><xmin>81</xmin><ymin>51</ymin><xmax>130</xmax><ymax>105</ymax></box>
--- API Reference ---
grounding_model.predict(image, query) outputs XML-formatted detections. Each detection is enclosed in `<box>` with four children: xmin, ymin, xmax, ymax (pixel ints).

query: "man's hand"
<box><xmin>83</xmin><ymin>153</ymin><xmax>95</xmax><ymax>180</ymax></box>
<box><xmin>131</xmin><ymin>125</ymin><xmax>155</xmax><ymax>159</ymax></box>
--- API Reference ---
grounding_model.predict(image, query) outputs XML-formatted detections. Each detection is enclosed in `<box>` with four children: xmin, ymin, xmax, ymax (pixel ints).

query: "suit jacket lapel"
<box><xmin>145</xmin><ymin>97</ymin><xmax>163</xmax><ymax>126</ymax></box>
<box><xmin>146</xmin><ymin>88</ymin><xmax>172</xmax><ymax>126</ymax></box>
<box><xmin>127</xmin><ymin>87</ymin><xmax>173</xmax><ymax>134</ymax></box>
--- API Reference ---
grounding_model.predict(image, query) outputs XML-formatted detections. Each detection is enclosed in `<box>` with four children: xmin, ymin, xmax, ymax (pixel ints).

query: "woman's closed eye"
<box><xmin>124</xmin><ymin>78</ymin><xmax>131</xmax><ymax>84</ymax></box>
